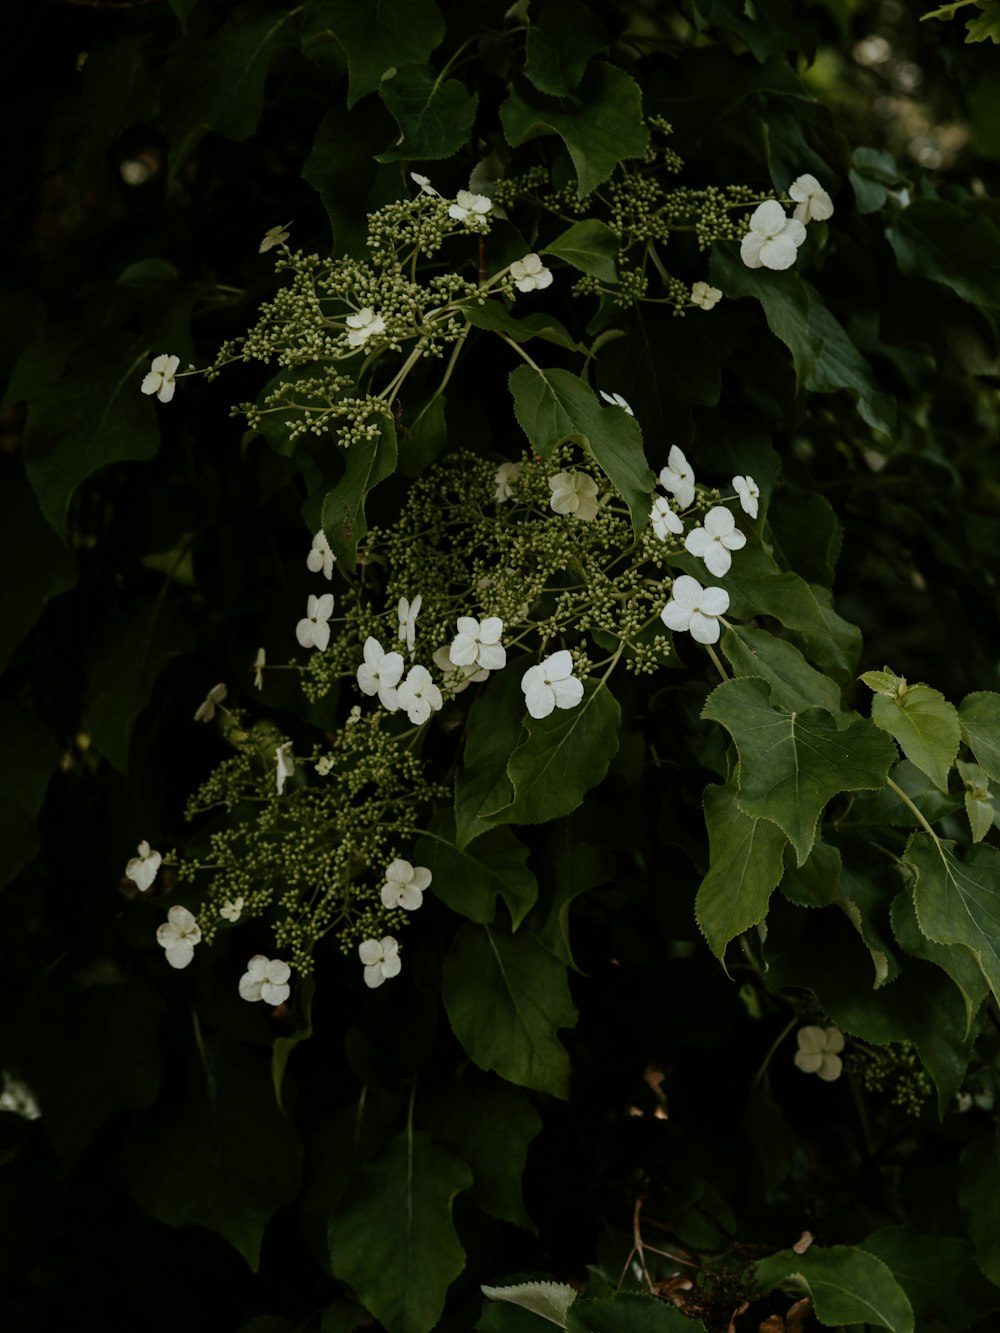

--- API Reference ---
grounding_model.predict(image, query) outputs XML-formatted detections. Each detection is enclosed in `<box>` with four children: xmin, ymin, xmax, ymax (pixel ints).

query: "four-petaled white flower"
<box><xmin>794</xmin><ymin>1025</ymin><xmax>844</xmax><ymax>1081</ymax></box>
<box><xmin>660</xmin><ymin>575</ymin><xmax>730</xmax><ymax>645</ymax></box>
<box><xmin>259</xmin><ymin>221</ymin><xmax>291</xmax><ymax>253</ymax></box>
<box><xmin>307</xmin><ymin>530</ymin><xmax>336</xmax><ymax>580</ymax></box>
<box><xmin>156</xmin><ymin>905</ymin><xmax>201</xmax><ymax>970</ymax></box>
<box><xmin>359</xmin><ymin>936</ymin><xmax>401</xmax><ymax>988</ymax></box>
<box><xmin>0</xmin><ymin>1074</ymin><xmax>41</xmax><ymax>1121</ymax></box>
<box><xmin>252</xmin><ymin>647</ymin><xmax>266</xmax><ymax>690</ymax></box>
<box><xmin>410</xmin><ymin>172</ymin><xmax>439</xmax><ymax>197</ymax></box>
<box><xmin>239</xmin><ymin>955</ymin><xmax>291</xmax><ymax>1005</ymax></box>
<box><xmin>448</xmin><ymin>189</ymin><xmax>492</xmax><ymax>224</ymax></box>
<box><xmin>599</xmin><ymin>390</ymin><xmax>634</xmax><ymax>415</ymax></box>
<box><xmin>549</xmin><ymin>471</ymin><xmax>599</xmax><ymax>521</ymax></box>
<box><xmin>432</xmin><ymin>645</ymin><xmax>489</xmax><ymax>693</ymax></box>
<box><xmin>740</xmin><ymin>200</ymin><xmax>807</xmax><ymax>271</ymax></box>
<box><xmin>396</xmin><ymin>664</ymin><xmax>443</xmax><ymax>725</ymax></box>
<box><xmin>521</xmin><ymin>650</ymin><xmax>584</xmax><ymax>720</ymax></box>
<box><xmin>275</xmin><ymin>741</ymin><xmax>295</xmax><ymax>794</ymax></box>
<box><xmin>397</xmin><ymin>594</ymin><xmax>422</xmax><ymax>656</ymax></box>
<box><xmin>732</xmin><ymin>474</ymin><xmax>760</xmax><ymax>519</ymax></box>
<box><xmin>357</xmin><ymin>636</ymin><xmax>404</xmax><ymax>710</ymax></box>
<box><xmin>381</xmin><ymin>859</ymin><xmax>431</xmax><ymax>910</ymax></box>
<box><xmin>494</xmin><ymin>461</ymin><xmax>521</xmax><ymax>502</ymax></box>
<box><xmin>125</xmin><ymin>840</ymin><xmax>161</xmax><ymax>892</ymax></box>
<box><xmin>193</xmin><ymin>682</ymin><xmax>227</xmax><ymax>723</ymax></box>
<box><xmin>651</xmin><ymin>495</ymin><xmax>683</xmax><ymax>541</ymax></box>
<box><xmin>219</xmin><ymin>896</ymin><xmax>244</xmax><ymax>922</ymax></box>
<box><xmin>684</xmin><ymin>506</ymin><xmax>747</xmax><ymax>578</ymax></box>
<box><xmin>691</xmin><ymin>281</ymin><xmax>723</xmax><ymax>311</ymax></box>
<box><xmin>345</xmin><ymin>308</ymin><xmax>385</xmax><ymax>348</ymax></box>
<box><xmin>510</xmin><ymin>253</ymin><xmax>552</xmax><ymax>293</ymax></box>
<box><xmin>451</xmin><ymin>616</ymin><xmax>506</xmax><ymax>672</ymax></box>
<box><xmin>141</xmin><ymin>354</ymin><xmax>180</xmax><ymax>403</ymax></box>
<box><xmin>659</xmin><ymin>446</ymin><xmax>695</xmax><ymax>510</ymax></box>
<box><xmin>296</xmin><ymin>592</ymin><xmax>334</xmax><ymax>651</ymax></box>
<box><xmin>789</xmin><ymin>174</ymin><xmax>834</xmax><ymax>224</ymax></box>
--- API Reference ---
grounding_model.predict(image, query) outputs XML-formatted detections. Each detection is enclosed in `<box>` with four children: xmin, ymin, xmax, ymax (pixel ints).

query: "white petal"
<box><xmin>740</xmin><ymin>233</ymin><xmax>765</xmax><ymax>268</ymax></box>
<box><xmin>702</xmin><ymin>542</ymin><xmax>733</xmax><ymax>578</ymax></box>
<box><xmin>661</xmin><ymin>603</ymin><xmax>693</xmax><ymax>633</ymax></box>
<box><xmin>550</xmin><ymin>676</ymin><xmax>584</xmax><ymax>709</ymax></box>
<box><xmin>525</xmin><ymin>681</ymin><xmax>555</xmax><ymax>719</ymax></box>
<box><xmin>358</xmin><ymin>939</ymin><xmax>382</xmax><ymax>966</ymax></box>
<box><xmin>688</xmin><ymin>611</ymin><xmax>721</xmax><ymax>644</ymax></box>
<box><xmin>260</xmin><ymin>980</ymin><xmax>290</xmax><ymax>1006</ymax></box>
<box><xmin>478</xmin><ymin>642</ymin><xmax>506</xmax><ymax>672</ymax></box>
<box><xmin>699</xmin><ymin>586</ymin><xmax>730</xmax><ymax>616</ymax></box>
<box><xmin>684</xmin><ymin>528</ymin><xmax>711</xmax><ymax>559</ymax></box>
<box><xmin>759</xmin><ymin>234</ymin><xmax>799</xmax><ymax>270</ymax></box>
<box><xmin>671</xmin><ymin>575</ymin><xmax>704</xmax><ymax>609</ymax></box>
<box><xmin>543</xmin><ymin>649</ymin><xmax>573</xmax><ymax>681</ymax></box>
<box><xmin>165</xmin><ymin>941</ymin><xmax>195</xmax><ymax>969</ymax></box>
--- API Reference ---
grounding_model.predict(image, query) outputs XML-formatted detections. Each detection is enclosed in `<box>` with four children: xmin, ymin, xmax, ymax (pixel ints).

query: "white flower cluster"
<box><xmin>740</xmin><ymin>172</ymin><xmax>833</xmax><ymax>272</ymax></box>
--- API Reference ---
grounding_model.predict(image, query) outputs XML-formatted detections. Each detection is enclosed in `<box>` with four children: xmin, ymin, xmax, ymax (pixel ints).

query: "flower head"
<box><xmin>252</xmin><ymin>647</ymin><xmax>266</xmax><ymax>690</ymax></box>
<box><xmin>0</xmin><ymin>1073</ymin><xmax>41</xmax><ymax>1120</ymax></box>
<box><xmin>660</xmin><ymin>575</ymin><xmax>730</xmax><ymax>645</ymax></box>
<box><xmin>275</xmin><ymin>741</ymin><xmax>295</xmax><ymax>795</ymax></box>
<box><xmin>193</xmin><ymin>682</ymin><xmax>227</xmax><ymax>724</ymax></box>
<box><xmin>521</xmin><ymin>650</ymin><xmax>584</xmax><ymax>720</ymax></box>
<box><xmin>651</xmin><ymin>495</ymin><xmax>683</xmax><ymax>541</ymax></box>
<box><xmin>219</xmin><ymin>897</ymin><xmax>244</xmax><ymax>923</ymax></box>
<box><xmin>410</xmin><ymin>172</ymin><xmax>439</xmax><ymax>197</ymax></box>
<box><xmin>358</xmin><ymin>936</ymin><xmax>401</xmax><ymax>988</ymax></box>
<box><xmin>659</xmin><ymin>446</ymin><xmax>695</xmax><ymax>510</ymax></box>
<box><xmin>691</xmin><ymin>281</ymin><xmax>723</xmax><ymax>310</ymax></box>
<box><xmin>239</xmin><ymin>955</ymin><xmax>291</xmax><ymax>1005</ymax></box>
<box><xmin>510</xmin><ymin>253</ymin><xmax>553</xmax><ymax>293</ymax></box>
<box><xmin>345</xmin><ymin>308</ymin><xmax>385</xmax><ymax>348</ymax></box>
<box><xmin>549</xmin><ymin>471</ymin><xmax>599</xmax><ymax>521</ymax></box>
<box><xmin>794</xmin><ymin>1025</ymin><xmax>844</xmax><ymax>1081</ymax></box>
<box><xmin>432</xmin><ymin>645</ymin><xmax>489</xmax><ymax>693</ymax></box>
<box><xmin>307</xmin><ymin>530</ymin><xmax>336</xmax><ymax>580</ymax></box>
<box><xmin>125</xmin><ymin>840</ymin><xmax>161</xmax><ymax>893</ymax></box>
<box><xmin>599</xmin><ymin>390</ymin><xmax>634</xmax><ymax>415</ymax></box>
<box><xmin>140</xmin><ymin>354</ymin><xmax>180</xmax><ymax>403</ymax></box>
<box><xmin>450</xmin><ymin>616</ymin><xmax>506</xmax><ymax>672</ymax></box>
<box><xmin>448</xmin><ymin>190</ymin><xmax>492</xmax><ymax>225</ymax></box>
<box><xmin>396</xmin><ymin>664</ymin><xmax>443</xmax><ymax>725</ymax></box>
<box><xmin>684</xmin><ymin>506</ymin><xmax>747</xmax><ymax>578</ymax></box>
<box><xmin>259</xmin><ymin>221</ymin><xmax>291</xmax><ymax>253</ymax></box>
<box><xmin>296</xmin><ymin>592</ymin><xmax>334</xmax><ymax>651</ymax></box>
<box><xmin>494</xmin><ymin>461</ymin><xmax>521</xmax><ymax>502</ymax></box>
<box><xmin>732</xmin><ymin>474</ymin><xmax>760</xmax><ymax>519</ymax></box>
<box><xmin>156</xmin><ymin>905</ymin><xmax>201</xmax><ymax>970</ymax></box>
<box><xmin>357</xmin><ymin>636</ymin><xmax>404</xmax><ymax>710</ymax></box>
<box><xmin>740</xmin><ymin>200</ymin><xmax>807</xmax><ymax>271</ymax></box>
<box><xmin>381</xmin><ymin>859</ymin><xmax>431</xmax><ymax>910</ymax></box>
<box><xmin>789</xmin><ymin>174</ymin><xmax>834</xmax><ymax>224</ymax></box>
<box><xmin>397</xmin><ymin>594</ymin><xmax>422</xmax><ymax>656</ymax></box>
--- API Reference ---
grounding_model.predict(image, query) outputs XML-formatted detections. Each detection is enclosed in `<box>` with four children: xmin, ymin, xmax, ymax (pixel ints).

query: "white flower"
<box><xmin>740</xmin><ymin>200</ymin><xmax>807</xmax><ymax>271</ymax></box>
<box><xmin>381</xmin><ymin>859</ymin><xmax>431</xmax><ymax>910</ymax></box>
<box><xmin>549</xmin><ymin>471</ymin><xmax>599</xmax><ymax>521</ymax></box>
<box><xmin>448</xmin><ymin>189</ymin><xmax>492</xmax><ymax>224</ymax></box>
<box><xmin>521</xmin><ymin>650</ymin><xmax>584</xmax><ymax>720</ymax></box>
<box><xmin>397</xmin><ymin>594</ymin><xmax>422</xmax><ymax>656</ymax></box>
<box><xmin>193</xmin><ymin>682</ymin><xmax>227</xmax><ymax>723</ymax></box>
<box><xmin>346</xmin><ymin>704</ymin><xmax>362</xmax><ymax>725</ymax></box>
<box><xmin>684</xmin><ymin>506</ymin><xmax>747</xmax><ymax>578</ymax></box>
<box><xmin>510</xmin><ymin>253</ymin><xmax>552</xmax><ymax>293</ymax></box>
<box><xmin>651</xmin><ymin>496</ymin><xmax>683</xmax><ymax>540</ymax></box>
<box><xmin>794</xmin><ymin>1025</ymin><xmax>844</xmax><ymax>1081</ymax></box>
<box><xmin>357</xmin><ymin>636</ymin><xmax>404</xmax><ymax>710</ymax></box>
<box><xmin>789</xmin><ymin>173</ymin><xmax>834</xmax><ymax>224</ymax></box>
<box><xmin>432</xmin><ymin>645</ymin><xmax>489</xmax><ymax>693</ymax></box>
<box><xmin>296</xmin><ymin>592</ymin><xmax>334</xmax><ymax>651</ymax></box>
<box><xmin>358</xmin><ymin>936</ymin><xmax>401</xmax><ymax>988</ymax></box>
<box><xmin>252</xmin><ymin>647</ymin><xmax>265</xmax><ymax>690</ymax></box>
<box><xmin>659</xmin><ymin>446</ymin><xmax>695</xmax><ymax>510</ymax></box>
<box><xmin>691</xmin><ymin>281</ymin><xmax>723</xmax><ymax>311</ymax></box>
<box><xmin>396</xmin><ymin>664</ymin><xmax>443</xmax><ymax>725</ymax></box>
<box><xmin>276</xmin><ymin>741</ymin><xmax>295</xmax><ymax>795</ymax></box>
<box><xmin>258</xmin><ymin>221</ymin><xmax>291</xmax><ymax>253</ymax></box>
<box><xmin>599</xmin><ymin>390</ymin><xmax>634</xmax><ymax>415</ymax></box>
<box><xmin>307</xmin><ymin>530</ymin><xmax>336</xmax><ymax>580</ymax></box>
<box><xmin>140</xmin><ymin>354</ymin><xmax>180</xmax><ymax>403</ymax></box>
<box><xmin>239</xmin><ymin>955</ymin><xmax>291</xmax><ymax>1005</ymax></box>
<box><xmin>732</xmin><ymin>474</ymin><xmax>760</xmax><ymax>519</ymax></box>
<box><xmin>219</xmin><ymin>896</ymin><xmax>244</xmax><ymax>922</ymax></box>
<box><xmin>660</xmin><ymin>575</ymin><xmax>730</xmax><ymax>645</ymax></box>
<box><xmin>0</xmin><ymin>1073</ymin><xmax>41</xmax><ymax>1120</ymax></box>
<box><xmin>345</xmin><ymin>308</ymin><xmax>385</xmax><ymax>348</ymax></box>
<box><xmin>156</xmin><ymin>905</ymin><xmax>201</xmax><ymax>970</ymax></box>
<box><xmin>410</xmin><ymin>172</ymin><xmax>439</xmax><ymax>196</ymax></box>
<box><xmin>125</xmin><ymin>840</ymin><xmax>161</xmax><ymax>893</ymax></box>
<box><xmin>495</xmin><ymin>461</ymin><xmax>521</xmax><ymax>502</ymax></box>
<box><xmin>451</xmin><ymin>616</ymin><xmax>506</xmax><ymax>672</ymax></box>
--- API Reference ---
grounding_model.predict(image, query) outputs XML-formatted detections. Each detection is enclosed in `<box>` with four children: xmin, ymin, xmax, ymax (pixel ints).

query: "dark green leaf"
<box><xmin>544</xmin><ymin>220</ymin><xmax>619</xmax><ymax>282</ymax></box>
<box><xmin>0</xmin><ymin>703</ymin><xmax>59</xmax><ymax>891</ymax></box>
<box><xmin>306</xmin><ymin>0</ymin><xmax>445</xmax><ymax>107</ymax></box>
<box><xmin>0</xmin><ymin>472</ymin><xmax>76</xmax><ymax>675</ymax></box>
<box><xmin>907</xmin><ymin>833</ymin><xmax>1000</xmax><ymax>1007</ymax></box>
<box><xmin>567</xmin><ymin>1294</ymin><xmax>707</xmax><ymax>1333</ymax></box>
<box><xmin>417</xmin><ymin>824</ymin><xmax>538</xmax><ymax>928</ymax></box>
<box><xmin>527</xmin><ymin>831</ymin><xmax>614</xmax><ymax>970</ymax></box>
<box><xmin>378</xmin><ymin>64</ymin><xmax>478</xmax><ymax>162</ymax></box>
<box><xmin>887</xmin><ymin>200</ymin><xmax>1000</xmax><ymax>308</ymax></box>
<box><xmin>958</xmin><ymin>1133</ymin><xmax>1000</xmax><ymax>1285</ymax></box>
<box><xmin>755</xmin><ymin>1244</ymin><xmax>914</xmax><ymax>1333</ymax></box>
<box><xmin>849</xmin><ymin>758</ymin><xmax>962</xmax><ymax>829</ymax></box>
<box><xmin>462</xmin><ymin>302</ymin><xmax>582</xmax><ymax>351</ymax></box>
<box><xmin>454</xmin><ymin>668</ymin><xmax>525</xmax><ymax>850</ymax></box>
<box><xmin>720</xmin><ymin>626</ymin><xmax>843</xmax><ymax>715</ymax></box>
<box><xmin>272</xmin><ymin>976</ymin><xmax>314</xmax><ymax>1112</ymax></box>
<box><xmin>302</xmin><ymin>103</ymin><xmax>401</xmax><ymax>256</ymax></box>
<box><xmin>320</xmin><ymin>412</ymin><xmax>397</xmax><ymax>572</ymax></box>
<box><xmin>524</xmin><ymin>0</ymin><xmax>606</xmax><ymax>95</ymax></box>
<box><xmin>859</xmin><ymin>1226</ymin><xmax>1000</xmax><ymax>1329</ymax></box>
<box><xmin>960</xmin><ymin>690</ymin><xmax>1000</xmax><ymax>780</ymax></box>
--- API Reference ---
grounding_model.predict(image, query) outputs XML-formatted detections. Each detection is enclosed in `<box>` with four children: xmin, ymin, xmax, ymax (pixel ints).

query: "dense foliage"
<box><xmin>3</xmin><ymin>2</ymin><xmax>1000</xmax><ymax>1331</ymax></box>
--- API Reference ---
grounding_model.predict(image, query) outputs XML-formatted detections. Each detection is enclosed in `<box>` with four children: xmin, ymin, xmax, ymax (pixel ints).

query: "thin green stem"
<box><xmin>886</xmin><ymin>776</ymin><xmax>939</xmax><ymax>840</ymax></box>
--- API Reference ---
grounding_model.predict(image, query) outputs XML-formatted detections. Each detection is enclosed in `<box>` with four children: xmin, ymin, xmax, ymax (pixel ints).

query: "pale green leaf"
<box><xmin>544</xmin><ymin>220</ymin><xmax>619</xmax><ymax>283</ymax></box>
<box><xmin>378</xmin><ymin>64</ymin><xmax>478</xmax><ymax>162</ymax></box>
<box><xmin>959</xmin><ymin>690</ymin><xmax>1000</xmax><ymax>780</ymax></box>
<box><xmin>755</xmin><ymin>1245</ymin><xmax>914</xmax><ymax>1333</ymax></box>
<box><xmin>481</xmin><ymin>1280</ymin><xmax>576</xmax><ymax>1325</ymax></box>
<box><xmin>907</xmin><ymin>833</ymin><xmax>1000</xmax><ymax>1006</ymax></box>
<box><xmin>867</xmin><ymin>681</ymin><xmax>960</xmax><ymax>793</ymax></box>
<box><xmin>967</xmin><ymin>1</ymin><xmax>1000</xmax><ymax>43</ymax></box>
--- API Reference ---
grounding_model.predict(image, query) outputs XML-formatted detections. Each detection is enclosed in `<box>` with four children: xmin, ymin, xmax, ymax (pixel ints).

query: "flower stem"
<box><xmin>705</xmin><ymin>642</ymin><xmax>730</xmax><ymax>681</ymax></box>
<box><xmin>886</xmin><ymin>776</ymin><xmax>939</xmax><ymax>840</ymax></box>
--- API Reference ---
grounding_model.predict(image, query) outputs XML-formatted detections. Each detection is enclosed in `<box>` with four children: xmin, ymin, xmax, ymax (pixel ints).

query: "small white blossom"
<box><xmin>732</xmin><ymin>474</ymin><xmax>760</xmax><ymax>519</ymax></box>
<box><xmin>684</xmin><ymin>506</ymin><xmax>747</xmax><ymax>578</ymax></box>
<box><xmin>125</xmin><ymin>840</ymin><xmax>161</xmax><ymax>893</ymax></box>
<box><xmin>740</xmin><ymin>200</ymin><xmax>807</xmax><ymax>271</ymax></box>
<box><xmin>510</xmin><ymin>253</ymin><xmax>552</xmax><ymax>293</ymax></box>
<box><xmin>193</xmin><ymin>682</ymin><xmax>227</xmax><ymax>723</ymax></box>
<box><xmin>219</xmin><ymin>897</ymin><xmax>244</xmax><ymax>922</ymax></box>
<box><xmin>396</xmin><ymin>664</ymin><xmax>443</xmax><ymax>725</ymax></box>
<box><xmin>258</xmin><ymin>221</ymin><xmax>291</xmax><ymax>253</ymax></box>
<box><xmin>345</xmin><ymin>307</ymin><xmax>385</xmax><ymax>348</ymax></box>
<box><xmin>451</xmin><ymin>616</ymin><xmax>506</xmax><ymax>672</ymax></box>
<box><xmin>140</xmin><ymin>354</ymin><xmax>180</xmax><ymax>404</ymax></box>
<box><xmin>239</xmin><ymin>955</ymin><xmax>291</xmax><ymax>1005</ymax></box>
<box><xmin>252</xmin><ymin>647</ymin><xmax>265</xmax><ymax>690</ymax></box>
<box><xmin>397</xmin><ymin>594</ymin><xmax>422</xmax><ymax>656</ymax></box>
<box><xmin>794</xmin><ymin>1025</ymin><xmax>844</xmax><ymax>1081</ymax></box>
<box><xmin>432</xmin><ymin>645</ymin><xmax>489</xmax><ymax>693</ymax></box>
<box><xmin>448</xmin><ymin>189</ymin><xmax>492</xmax><ymax>224</ymax></box>
<box><xmin>660</xmin><ymin>575</ymin><xmax>730</xmax><ymax>646</ymax></box>
<box><xmin>358</xmin><ymin>936</ymin><xmax>401</xmax><ymax>988</ymax></box>
<box><xmin>651</xmin><ymin>496</ymin><xmax>683</xmax><ymax>540</ymax></box>
<box><xmin>357</xmin><ymin>636</ymin><xmax>404</xmax><ymax>710</ymax></box>
<box><xmin>296</xmin><ymin>592</ymin><xmax>334</xmax><ymax>651</ymax></box>
<box><xmin>549</xmin><ymin>471</ymin><xmax>599</xmax><ymax>521</ymax></box>
<box><xmin>276</xmin><ymin>741</ymin><xmax>295</xmax><ymax>795</ymax></box>
<box><xmin>659</xmin><ymin>446</ymin><xmax>696</xmax><ymax>510</ymax></box>
<box><xmin>307</xmin><ymin>530</ymin><xmax>336</xmax><ymax>580</ymax></box>
<box><xmin>410</xmin><ymin>172</ymin><xmax>439</xmax><ymax>196</ymax></box>
<box><xmin>381</xmin><ymin>859</ymin><xmax>431</xmax><ymax>910</ymax></box>
<box><xmin>346</xmin><ymin>704</ymin><xmax>362</xmax><ymax>725</ymax></box>
<box><xmin>691</xmin><ymin>281</ymin><xmax>723</xmax><ymax>310</ymax></box>
<box><xmin>494</xmin><ymin>461</ymin><xmax>521</xmax><ymax>502</ymax></box>
<box><xmin>599</xmin><ymin>390</ymin><xmax>634</xmax><ymax>415</ymax></box>
<box><xmin>156</xmin><ymin>905</ymin><xmax>201</xmax><ymax>970</ymax></box>
<box><xmin>789</xmin><ymin>173</ymin><xmax>834</xmax><ymax>224</ymax></box>
<box><xmin>521</xmin><ymin>650</ymin><xmax>584</xmax><ymax>720</ymax></box>
<box><xmin>0</xmin><ymin>1073</ymin><xmax>41</xmax><ymax>1120</ymax></box>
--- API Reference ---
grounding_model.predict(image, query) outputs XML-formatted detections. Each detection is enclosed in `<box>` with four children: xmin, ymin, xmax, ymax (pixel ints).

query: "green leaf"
<box><xmin>116</xmin><ymin>259</ymin><xmax>181</xmax><ymax>290</ymax></box>
<box><xmin>442</xmin><ymin>922</ymin><xmax>577</xmax><ymax>1098</ymax></box>
<box><xmin>887</xmin><ymin>200</ymin><xmax>1000</xmax><ymax>307</ymax></box>
<box><xmin>320</xmin><ymin>412</ymin><xmax>397</xmax><ymax>572</ymax></box>
<box><xmin>865</xmin><ymin>680</ymin><xmax>961</xmax><ymax>793</ymax></box>
<box><xmin>377</xmin><ymin>64</ymin><xmax>478</xmax><ymax>162</ymax></box>
<box><xmin>755</xmin><ymin>1245</ymin><xmax>914</xmax><ymax>1333</ymax></box>
<box><xmin>482</xmin><ymin>1281</ymin><xmax>576</xmax><ymax>1325</ymax></box>
<box><xmin>417</xmin><ymin>824</ymin><xmax>538</xmax><ymax>928</ymax></box>
<box><xmin>462</xmin><ymin>302</ymin><xmax>582</xmax><ymax>352</ymax></box>
<box><xmin>454</xmin><ymin>668</ymin><xmax>525</xmax><ymax>850</ymax></box>
<box><xmin>907</xmin><ymin>833</ymin><xmax>1000</xmax><ymax>1007</ymax></box>
<box><xmin>566</xmin><ymin>1294</ymin><xmax>707</xmax><ymax>1333</ymax></box>
<box><xmin>478</xmin><ymin>1304</ymin><xmax>560</xmax><ymax>1333</ymax></box>
<box><xmin>500</xmin><ymin>62</ymin><xmax>649</xmax><ymax>198</ymax></box>
<box><xmin>0</xmin><ymin>703</ymin><xmax>59</xmax><ymax>891</ymax></box>
<box><xmin>967</xmin><ymin>0</ymin><xmax>1000</xmax><ymax>42</ymax></box>
<box><xmin>328</xmin><ymin>1130</ymin><xmax>471</xmax><ymax>1333</ymax></box>
<box><xmin>720</xmin><ymin>626</ymin><xmax>843</xmax><ymax>715</ymax></box>
<box><xmin>271</xmin><ymin>976</ymin><xmax>314</xmax><ymax>1112</ymax></box>
<box><xmin>302</xmin><ymin>102</ymin><xmax>401</xmax><ymax>256</ymax></box>
<box><xmin>544</xmin><ymin>220</ymin><xmax>619</xmax><ymax>283</ymax></box>
<box><xmin>890</xmin><ymin>886</ymin><xmax>987</xmax><ymax>1035</ymax></box>
<box><xmin>957</xmin><ymin>759</ymin><xmax>996</xmax><ymax>843</ymax></box>
<box><xmin>859</xmin><ymin>1226</ymin><xmax>1000</xmax><ymax>1329</ymax></box>
<box><xmin>849</xmin><ymin>145</ymin><xmax>907</xmax><ymax>214</ymax></box>
<box><xmin>958</xmin><ymin>1133</ymin><xmax>1000</xmax><ymax>1285</ymax></box>
<box><xmin>527</xmin><ymin>831</ymin><xmax>614</xmax><ymax>970</ymax></box>
<box><xmin>523</xmin><ymin>0</ymin><xmax>606</xmax><ymax>95</ymax></box>
<box><xmin>849</xmin><ymin>758</ymin><xmax>962</xmax><ymax>829</ymax></box>
<box><xmin>307</xmin><ymin>0</ymin><xmax>445</xmax><ymax>107</ymax></box>
<box><xmin>0</xmin><ymin>472</ymin><xmax>76</xmax><ymax>675</ymax></box>
<box><xmin>959</xmin><ymin>691</ymin><xmax>1000</xmax><ymax>780</ymax></box>
<box><xmin>767</xmin><ymin>485</ymin><xmax>842</xmax><ymax>586</ymax></box>
<box><xmin>695</xmin><ymin>783</ymin><xmax>788</xmax><ymax>961</ymax></box>
<box><xmin>703</xmin><ymin>678</ymin><xmax>897</xmax><ymax>865</ymax></box>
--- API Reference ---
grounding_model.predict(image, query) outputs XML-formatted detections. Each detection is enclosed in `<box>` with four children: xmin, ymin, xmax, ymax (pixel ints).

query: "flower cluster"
<box><xmin>740</xmin><ymin>173</ymin><xmax>833</xmax><ymax>272</ymax></box>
